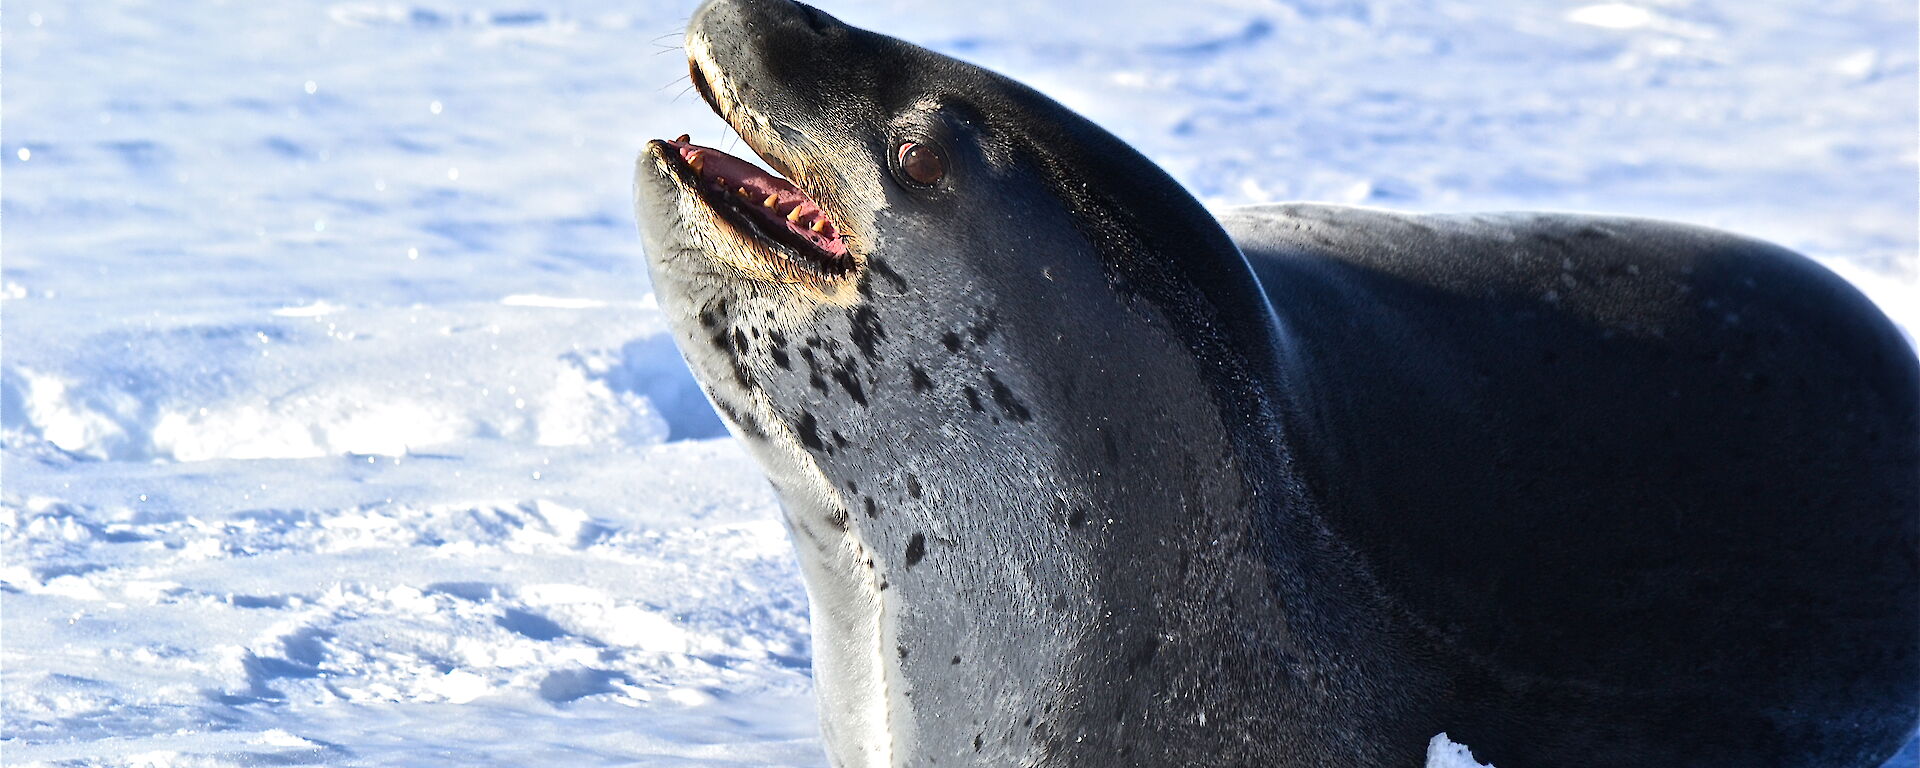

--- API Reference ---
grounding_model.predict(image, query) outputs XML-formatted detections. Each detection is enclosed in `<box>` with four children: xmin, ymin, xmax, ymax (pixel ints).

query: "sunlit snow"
<box><xmin>4</xmin><ymin>0</ymin><xmax>1915</xmax><ymax>765</ymax></box>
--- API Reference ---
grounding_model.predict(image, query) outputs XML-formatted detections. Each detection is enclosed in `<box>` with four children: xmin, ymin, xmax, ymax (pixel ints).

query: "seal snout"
<box><xmin>650</xmin><ymin>0</ymin><xmax>867</xmax><ymax>289</ymax></box>
<box><xmin>691</xmin><ymin>0</ymin><xmax>841</xmax><ymax>40</ymax></box>
<box><xmin>791</xmin><ymin>2</ymin><xmax>840</xmax><ymax>35</ymax></box>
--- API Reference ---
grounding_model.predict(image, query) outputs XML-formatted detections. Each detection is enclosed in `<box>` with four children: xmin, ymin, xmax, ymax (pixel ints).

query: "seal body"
<box><xmin>630</xmin><ymin>2</ymin><xmax>1920</xmax><ymax>765</ymax></box>
<box><xmin>1227</xmin><ymin>204</ymin><xmax>1919</xmax><ymax>766</ymax></box>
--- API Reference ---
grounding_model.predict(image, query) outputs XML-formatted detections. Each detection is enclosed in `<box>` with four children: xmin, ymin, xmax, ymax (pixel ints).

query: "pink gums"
<box><xmin>666</xmin><ymin>139</ymin><xmax>850</xmax><ymax>260</ymax></box>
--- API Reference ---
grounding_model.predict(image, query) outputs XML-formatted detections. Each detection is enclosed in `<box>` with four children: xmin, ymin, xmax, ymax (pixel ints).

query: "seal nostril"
<box><xmin>793</xmin><ymin>1</ymin><xmax>832</xmax><ymax>34</ymax></box>
<box><xmin>688</xmin><ymin>59</ymin><xmax>721</xmax><ymax>117</ymax></box>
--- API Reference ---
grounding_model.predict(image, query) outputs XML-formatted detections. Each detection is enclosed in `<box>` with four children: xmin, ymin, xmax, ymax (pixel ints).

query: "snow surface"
<box><xmin>3</xmin><ymin>0</ymin><xmax>1915</xmax><ymax>765</ymax></box>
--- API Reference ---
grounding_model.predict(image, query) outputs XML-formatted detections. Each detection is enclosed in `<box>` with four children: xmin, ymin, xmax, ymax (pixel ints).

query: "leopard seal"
<box><xmin>630</xmin><ymin>1</ymin><xmax>1920</xmax><ymax>765</ymax></box>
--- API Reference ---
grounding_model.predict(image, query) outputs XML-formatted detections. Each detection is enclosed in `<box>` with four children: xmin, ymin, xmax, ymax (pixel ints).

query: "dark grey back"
<box><xmin>1226</xmin><ymin>203</ymin><xmax>1919</xmax><ymax>766</ymax></box>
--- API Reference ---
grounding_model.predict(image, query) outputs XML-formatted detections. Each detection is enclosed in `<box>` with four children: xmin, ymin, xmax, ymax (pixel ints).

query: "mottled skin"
<box><xmin>630</xmin><ymin>1</ymin><xmax>1920</xmax><ymax>766</ymax></box>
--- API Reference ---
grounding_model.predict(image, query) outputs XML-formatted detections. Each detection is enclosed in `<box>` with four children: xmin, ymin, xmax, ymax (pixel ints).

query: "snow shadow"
<box><xmin>581</xmin><ymin>335</ymin><xmax>728</xmax><ymax>442</ymax></box>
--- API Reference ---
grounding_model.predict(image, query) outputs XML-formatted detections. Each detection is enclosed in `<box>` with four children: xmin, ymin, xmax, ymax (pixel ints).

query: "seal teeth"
<box><xmin>667</xmin><ymin>137</ymin><xmax>852</xmax><ymax>268</ymax></box>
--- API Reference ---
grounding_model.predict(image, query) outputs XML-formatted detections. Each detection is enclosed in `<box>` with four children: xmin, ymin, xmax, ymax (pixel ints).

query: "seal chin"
<box><xmin>636</xmin><ymin>140</ymin><xmax>900</xmax><ymax>766</ymax></box>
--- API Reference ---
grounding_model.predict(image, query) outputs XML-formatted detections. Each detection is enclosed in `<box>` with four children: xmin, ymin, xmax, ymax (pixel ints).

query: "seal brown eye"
<box><xmin>896</xmin><ymin>141</ymin><xmax>945</xmax><ymax>187</ymax></box>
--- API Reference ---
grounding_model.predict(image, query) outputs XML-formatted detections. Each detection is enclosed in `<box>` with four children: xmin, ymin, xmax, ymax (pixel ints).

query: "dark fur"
<box><xmin>1232</xmin><ymin>204</ymin><xmax>1918</xmax><ymax>766</ymax></box>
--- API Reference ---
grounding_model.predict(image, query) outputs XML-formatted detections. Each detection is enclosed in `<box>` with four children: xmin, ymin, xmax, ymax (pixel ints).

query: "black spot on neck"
<box><xmin>941</xmin><ymin>332</ymin><xmax>962</xmax><ymax>353</ymax></box>
<box><xmin>795</xmin><ymin>412</ymin><xmax>825</xmax><ymax>451</ymax></box>
<box><xmin>848</xmin><ymin>305</ymin><xmax>885</xmax><ymax>359</ymax></box>
<box><xmin>869</xmin><ymin>257</ymin><xmax>910</xmax><ymax>293</ymax></box>
<box><xmin>766</xmin><ymin>330</ymin><xmax>791</xmax><ymax>369</ymax></box>
<box><xmin>832</xmin><ymin>368</ymin><xmax>868</xmax><ymax>405</ymax></box>
<box><xmin>969</xmin><ymin>313</ymin><xmax>997</xmax><ymax>343</ymax></box>
<box><xmin>909</xmin><ymin>364</ymin><xmax>935</xmax><ymax>394</ymax></box>
<box><xmin>710</xmin><ymin>397</ymin><xmax>765</xmax><ymax>441</ymax></box>
<box><xmin>986</xmin><ymin>373</ymin><xmax>1031</xmax><ymax>422</ymax></box>
<box><xmin>904</xmin><ymin>532</ymin><xmax>926</xmax><ymax>567</ymax></box>
<box><xmin>730</xmin><ymin>360</ymin><xmax>756</xmax><ymax>391</ymax></box>
<box><xmin>801</xmin><ymin>349</ymin><xmax>829</xmax><ymax>393</ymax></box>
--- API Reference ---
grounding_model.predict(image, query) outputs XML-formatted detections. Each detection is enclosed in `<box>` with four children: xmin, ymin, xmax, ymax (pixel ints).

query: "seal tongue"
<box><xmin>664</xmin><ymin>138</ymin><xmax>849</xmax><ymax>259</ymax></box>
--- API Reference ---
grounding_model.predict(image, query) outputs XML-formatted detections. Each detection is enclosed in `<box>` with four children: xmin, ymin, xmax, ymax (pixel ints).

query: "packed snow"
<box><xmin>3</xmin><ymin>0</ymin><xmax>1915</xmax><ymax>765</ymax></box>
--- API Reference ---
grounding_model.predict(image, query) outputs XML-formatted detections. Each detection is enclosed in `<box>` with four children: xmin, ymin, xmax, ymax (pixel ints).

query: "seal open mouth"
<box><xmin>657</xmin><ymin>136</ymin><xmax>852</xmax><ymax>278</ymax></box>
<box><xmin>650</xmin><ymin>56</ymin><xmax>854</xmax><ymax>283</ymax></box>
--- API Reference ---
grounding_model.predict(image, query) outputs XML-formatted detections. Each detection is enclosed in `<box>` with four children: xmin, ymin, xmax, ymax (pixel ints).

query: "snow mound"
<box><xmin>1428</xmin><ymin>733</ymin><xmax>1498</xmax><ymax>768</ymax></box>
<box><xmin>3</xmin><ymin>0</ymin><xmax>1913</xmax><ymax>764</ymax></box>
<box><xmin>0</xmin><ymin>305</ymin><xmax>716</xmax><ymax>462</ymax></box>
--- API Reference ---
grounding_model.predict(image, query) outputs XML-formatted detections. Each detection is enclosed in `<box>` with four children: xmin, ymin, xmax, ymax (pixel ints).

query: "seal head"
<box><xmin>632</xmin><ymin>2</ymin><xmax>1373</xmax><ymax>766</ymax></box>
